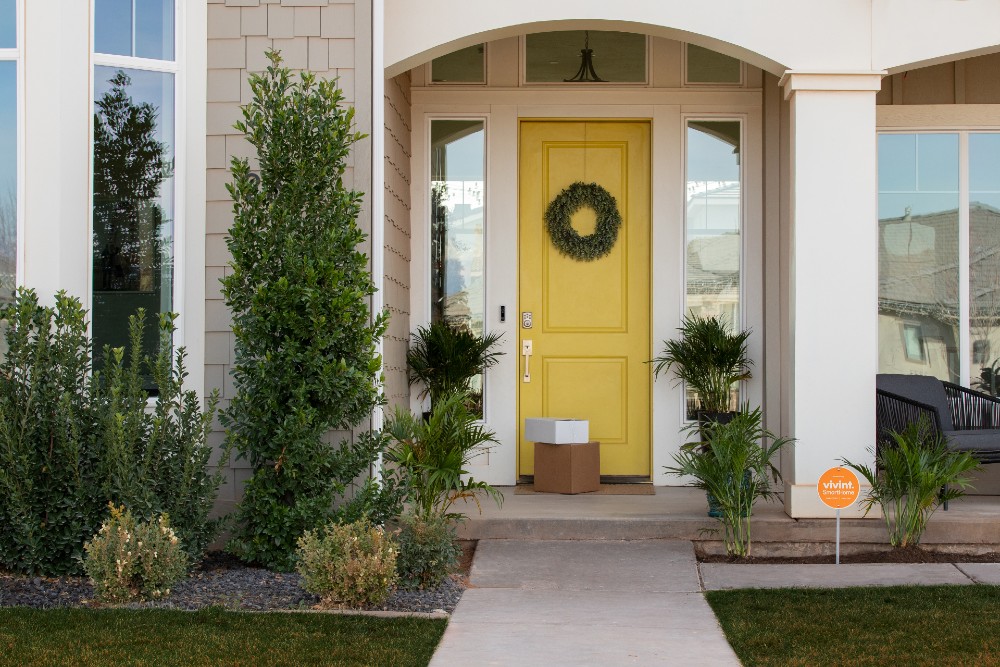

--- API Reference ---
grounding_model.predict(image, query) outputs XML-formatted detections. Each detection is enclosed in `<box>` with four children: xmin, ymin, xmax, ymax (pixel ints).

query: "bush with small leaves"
<box><xmin>394</xmin><ymin>513</ymin><xmax>460</xmax><ymax>590</ymax></box>
<box><xmin>83</xmin><ymin>504</ymin><xmax>188</xmax><ymax>603</ymax></box>
<box><xmin>296</xmin><ymin>521</ymin><xmax>398</xmax><ymax>609</ymax></box>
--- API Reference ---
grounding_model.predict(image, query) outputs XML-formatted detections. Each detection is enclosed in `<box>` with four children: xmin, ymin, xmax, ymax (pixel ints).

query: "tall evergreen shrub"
<box><xmin>223</xmin><ymin>52</ymin><xmax>390</xmax><ymax>570</ymax></box>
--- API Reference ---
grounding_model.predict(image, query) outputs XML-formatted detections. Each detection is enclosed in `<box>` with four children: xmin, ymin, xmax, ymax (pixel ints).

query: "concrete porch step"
<box><xmin>456</xmin><ymin>487</ymin><xmax>1000</xmax><ymax>554</ymax></box>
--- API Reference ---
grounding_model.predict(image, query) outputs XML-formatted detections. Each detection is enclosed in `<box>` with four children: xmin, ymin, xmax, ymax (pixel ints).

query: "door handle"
<box><xmin>522</xmin><ymin>340</ymin><xmax>533</xmax><ymax>383</ymax></box>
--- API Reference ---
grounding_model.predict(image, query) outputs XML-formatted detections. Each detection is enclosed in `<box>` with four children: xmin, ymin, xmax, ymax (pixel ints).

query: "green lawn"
<box><xmin>707</xmin><ymin>585</ymin><xmax>1000</xmax><ymax>666</ymax></box>
<box><xmin>0</xmin><ymin>607</ymin><xmax>446</xmax><ymax>667</ymax></box>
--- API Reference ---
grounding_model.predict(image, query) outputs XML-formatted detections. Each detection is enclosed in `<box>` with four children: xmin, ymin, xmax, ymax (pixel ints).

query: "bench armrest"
<box><xmin>876</xmin><ymin>389</ymin><xmax>943</xmax><ymax>452</ymax></box>
<box><xmin>943</xmin><ymin>381</ymin><xmax>1000</xmax><ymax>431</ymax></box>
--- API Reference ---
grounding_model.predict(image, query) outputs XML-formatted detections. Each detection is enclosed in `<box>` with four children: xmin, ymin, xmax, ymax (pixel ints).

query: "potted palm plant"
<box><xmin>650</xmin><ymin>313</ymin><xmax>752</xmax><ymax>429</ymax></box>
<box><xmin>666</xmin><ymin>407</ymin><xmax>793</xmax><ymax>557</ymax></box>
<box><xmin>407</xmin><ymin>321</ymin><xmax>504</xmax><ymax>417</ymax></box>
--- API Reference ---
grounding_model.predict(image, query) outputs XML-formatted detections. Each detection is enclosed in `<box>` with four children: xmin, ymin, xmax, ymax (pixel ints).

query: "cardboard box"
<box><xmin>524</xmin><ymin>418</ymin><xmax>590</xmax><ymax>444</ymax></box>
<box><xmin>533</xmin><ymin>441</ymin><xmax>600</xmax><ymax>494</ymax></box>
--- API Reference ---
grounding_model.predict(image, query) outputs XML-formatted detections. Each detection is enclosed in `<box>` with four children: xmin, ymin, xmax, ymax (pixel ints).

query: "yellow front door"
<box><xmin>518</xmin><ymin>121</ymin><xmax>651</xmax><ymax>478</ymax></box>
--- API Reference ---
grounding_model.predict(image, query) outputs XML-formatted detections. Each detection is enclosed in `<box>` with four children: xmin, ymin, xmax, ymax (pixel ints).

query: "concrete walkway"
<box><xmin>430</xmin><ymin>540</ymin><xmax>741</xmax><ymax>667</ymax></box>
<box><xmin>700</xmin><ymin>561</ymin><xmax>1000</xmax><ymax>590</ymax></box>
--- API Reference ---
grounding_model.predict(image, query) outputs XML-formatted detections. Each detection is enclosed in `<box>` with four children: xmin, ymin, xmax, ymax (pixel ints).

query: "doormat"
<box><xmin>515</xmin><ymin>484</ymin><xmax>655</xmax><ymax>496</ymax></box>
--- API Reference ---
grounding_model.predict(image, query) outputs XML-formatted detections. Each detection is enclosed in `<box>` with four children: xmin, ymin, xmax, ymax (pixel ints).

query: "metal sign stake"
<box><xmin>835</xmin><ymin>508</ymin><xmax>841</xmax><ymax>565</ymax></box>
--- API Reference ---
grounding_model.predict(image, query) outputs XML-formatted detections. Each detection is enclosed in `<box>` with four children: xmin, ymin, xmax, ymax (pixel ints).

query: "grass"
<box><xmin>707</xmin><ymin>585</ymin><xmax>1000</xmax><ymax>666</ymax></box>
<box><xmin>0</xmin><ymin>607</ymin><xmax>447</xmax><ymax>667</ymax></box>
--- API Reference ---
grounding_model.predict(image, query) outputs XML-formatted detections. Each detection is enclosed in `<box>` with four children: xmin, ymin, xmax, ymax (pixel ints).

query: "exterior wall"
<box><xmin>382</xmin><ymin>72</ymin><xmax>412</xmax><ymax>410</ymax></box>
<box><xmin>205</xmin><ymin>0</ymin><xmax>371</xmax><ymax>512</ymax></box>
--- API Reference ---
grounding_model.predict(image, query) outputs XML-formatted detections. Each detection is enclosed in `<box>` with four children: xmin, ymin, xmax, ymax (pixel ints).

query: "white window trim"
<box><xmin>876</xmin><ymin>126</ymin><xmax>1000</xmax><ymax>389</ymax></box>
<box><xmin>89</xmin><ymin>0</ymin><xmax>184</xmax><ymax>351</ymax></box>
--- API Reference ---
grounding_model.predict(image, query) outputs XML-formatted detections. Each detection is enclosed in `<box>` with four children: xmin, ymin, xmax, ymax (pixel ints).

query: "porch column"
<box><xmin>780</xmin><ymin>72</ymin><xmax>884</xmax><ymax>518</ymax></box>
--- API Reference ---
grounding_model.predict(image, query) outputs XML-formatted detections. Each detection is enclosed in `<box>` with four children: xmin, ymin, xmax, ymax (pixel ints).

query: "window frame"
<box><xmin>425</xmin><ymin>114</ymin><xmax>490</xmax><ymax>416</ymax></box>
<box><xmin>426</xmin><ymin>43</ymin><xmax>488</xmax><ymax>86</ymax></box>
<box><xmin>681</xmin><ymin>114</ymin><xmax>747</xmax><ymax>420</ymax></box>
<box><xmin>877</xmin><ymin>125</ymin><xmax>1000</xmax><ymax>388</ymax></box>
<box><xmin>0</xmin><ymin>0</ymin><xmax>23</xmax><ymax>297</ymax></box>
<box><xmin>519</xmin><ymin>32</ymin><xmax>650</xmax><ymax>87</ymax></box>
<box><xmin>682</xmin><ymin>42</ymin><xmax>745</xmax><ymax>88</ymax></box>
<box><xmin>89</xmin><ymin>0</ymin><xmax>183</xmax><ymax>351</ymax></box>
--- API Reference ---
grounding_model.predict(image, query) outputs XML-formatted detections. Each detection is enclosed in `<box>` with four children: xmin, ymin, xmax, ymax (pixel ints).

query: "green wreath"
<box><xmin>544</xmin><ymin>182</ymin><xmax>622</xmax><ymax>261</ymax></box>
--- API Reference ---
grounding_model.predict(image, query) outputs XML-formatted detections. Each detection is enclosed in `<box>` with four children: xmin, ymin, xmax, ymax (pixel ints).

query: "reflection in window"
<box><xmin>0</xmin><ymin>0</ymin><xmax>14</xmax><ymax>49</ymax></box>
<box><xmin>0</xmin><ymin>8</ymin><xmax>15</xmax><ymax>304</ymax></box>
<box><xmin>431</xmin><ymin>44</ymin><xmax>485</xmax><ymax>84</ymax></box>
<box><xmin>92</xmin><ymin>68</ymin><xmax>174</xmax><ymax>373</ymax></box>
<box><xmin>430</xmin><ymin>120</ymin><xmax>486</xmax><ymax>411</ymax></box>
<box><xmin>525</xmin><ymin>31</ymin><xmax>646</xmax><ymax>83</ymax></box>
<box><xmin>970</xmin><ymin>133</ymin><xmax>1000</xmax><ymax>392</ymax></box>
<box><xmin>877</xmin><ymin>134</ymin><xmax>959</xmax><ymax>383</ymax></box>
<box><xmin>685</xmin><ymin>120</ymin><xmax>742</xmax><ymax>418</ymax></box>
<box><xmin>95</xmin><ymin>0</ymin><xmax>174</xmax><ymax>60</ymax></box>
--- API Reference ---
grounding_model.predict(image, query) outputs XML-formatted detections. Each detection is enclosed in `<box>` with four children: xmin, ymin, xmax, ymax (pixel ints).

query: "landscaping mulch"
<box><xmin>698</xmin><ymin>545</ymin><xmax>1000</xmax><ymax>564</ymax></box>
<box><xmin>0</xmin><ymin>549</ymin><xmax>470</xmax><ymax>614</ymax></box>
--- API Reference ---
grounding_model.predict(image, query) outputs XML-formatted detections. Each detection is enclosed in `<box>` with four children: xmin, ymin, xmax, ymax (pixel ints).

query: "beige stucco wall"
<box><xmin>205</xmin><ymin>0</ymin><xmax>371</xmax><ymax>511</ymax></box>
<box><xmin>383</xmin><ymin>72</ymin><xmax>412</xmax><ymax>410</ymax></box>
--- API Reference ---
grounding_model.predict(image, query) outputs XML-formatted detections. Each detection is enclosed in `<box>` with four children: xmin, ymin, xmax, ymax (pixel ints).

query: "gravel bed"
<box><xmin>0</xmin><ymin>553</ymin><xmax>465</xmax><ymax>614</ymax></box>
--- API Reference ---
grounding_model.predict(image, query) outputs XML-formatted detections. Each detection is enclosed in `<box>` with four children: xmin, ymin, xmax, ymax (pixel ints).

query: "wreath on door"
<box><xmin>544</xmin><ymin>182</ymin><xmax>622</xmax><ymax>261</ymax></box>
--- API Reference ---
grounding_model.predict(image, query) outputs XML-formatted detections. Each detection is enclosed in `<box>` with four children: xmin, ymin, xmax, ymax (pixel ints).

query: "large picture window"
<box><xmin>878</xmin><ymin>131</ymin><xmax>1000</xmax><ymax>393</ymax></box>
<box><xmin>0</xmin><ymin>0</ymin><xmax>18</xmax><ymax>304</ymax></box>
<box><xmin>92</xmin><ymin>1</ymin><xmax>176</xmax><ymax>376</ymax></box>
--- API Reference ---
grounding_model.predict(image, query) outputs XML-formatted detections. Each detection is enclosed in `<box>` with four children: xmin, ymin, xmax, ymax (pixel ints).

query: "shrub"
<box><xmin>93</xmin><ymin>309</ymin><xmax>225</xmax><ymax>560</ymax></box>
<box><xmin>0</xmin><ymin>289</ymin><xmax>225</xmax><ymax>576</ymax></box>
<box><xmin>296</xmin><ymin>521</ymin><xmax>398</xmax><ymax>608</ymax></box>
<box><xmin>83</xmin><ymin>504</ymin><xmax>188</xmax><ymax>603</ymax></box>
<box><xmin>394</xmin><ymin>513</ymin><xmax>460</xmax><ymax>590</ymax></box>
<box><xmin>665</xmin><ymin>407</ymin><xmax>792</xmax><ymax>558</ymax></box>
<box><xmin>843</xmin><ymin>418</ymin><xmax>979</xmax><ymax>548</ymax></box>
<box><xmin>0</xmin><ymin>290</ymin><xmax>98</xmax><ymax>575</ymax></box>
<box><xmin>385</xmin><ymin>391</ymin><xmax>502</xmax><ymax>522</ymax></box>
<box><xmin>222</xmin><ymin>51</ymin><xmax>389</xmax><ymax>570</ymax></box>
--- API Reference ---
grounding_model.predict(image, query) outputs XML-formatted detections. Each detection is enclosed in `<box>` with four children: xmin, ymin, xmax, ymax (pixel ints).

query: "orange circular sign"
<box><xmin>817</xmin><ymin>467</ymin><xmax>861</xmax><ymax>509</ymax></box>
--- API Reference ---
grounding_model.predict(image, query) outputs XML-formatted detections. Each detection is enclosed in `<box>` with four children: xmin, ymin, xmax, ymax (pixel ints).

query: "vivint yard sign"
<box><xmin>818</xmin><ymin>467</ymin><xmax>861</xmax><ymax>565</ymax></box>
<box><xmin>818</xmin><ymin>467</ymin><xmax>860</xmax><ymax>509</ymax></box>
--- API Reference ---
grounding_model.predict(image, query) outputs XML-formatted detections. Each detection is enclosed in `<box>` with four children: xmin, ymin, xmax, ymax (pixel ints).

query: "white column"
<box><xmin>22</xmin><ymin>0</ymin><xmax>91</xmax><ymax>305</ymax></box>
<box><xmin>371</xmin><ymin>0</ymin><xmax>386</xmax><ymax>446</ymax></box>
<box><xmin>780</xmin><ymin>72</ymin><xmax>883</xmax><ymax>518</ymax></box>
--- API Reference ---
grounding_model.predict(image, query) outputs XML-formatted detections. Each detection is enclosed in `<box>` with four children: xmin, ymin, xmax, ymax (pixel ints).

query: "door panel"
<box><xmin>518</xmin><ymin>121</ymin><xmax>651</xmax><ymax>477</ymax></box>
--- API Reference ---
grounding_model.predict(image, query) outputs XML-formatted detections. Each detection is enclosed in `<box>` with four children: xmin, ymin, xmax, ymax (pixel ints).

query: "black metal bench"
<box><xmin>876</xmin><ymin>374</ymin><xmax>1000</xmax><ymax>465</ymax></box>
<box><xmin>876</xmin><ymin>374</ymin><xmax>1000</xmax><ymax>510</ymax></box>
